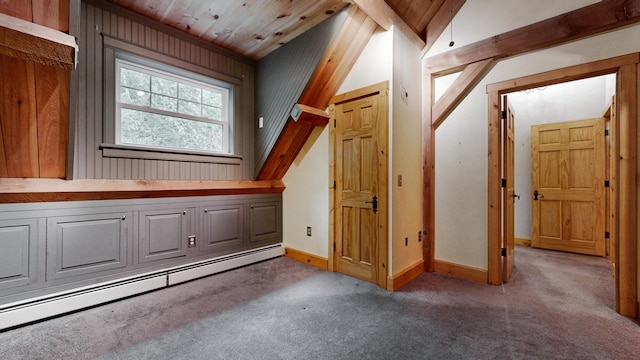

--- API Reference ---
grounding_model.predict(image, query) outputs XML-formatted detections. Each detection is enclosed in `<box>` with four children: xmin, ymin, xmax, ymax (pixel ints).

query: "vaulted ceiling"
<box><xmin>107</xmin><ymin>0</ymin><xmax>452</xmax><ymax>60</ymax></box>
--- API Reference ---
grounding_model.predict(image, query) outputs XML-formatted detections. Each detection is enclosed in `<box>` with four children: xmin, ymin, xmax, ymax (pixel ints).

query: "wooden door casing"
<box><xmin>531</xmin><ymin>118</ymin><xmax>605</xmax><ymax>256</ymax></box>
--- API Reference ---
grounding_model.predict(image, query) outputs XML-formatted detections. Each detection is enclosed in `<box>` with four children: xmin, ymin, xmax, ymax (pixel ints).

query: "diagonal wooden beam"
<box><xmin>423</xmin><ymin>0</ymin><xmax>466</xmax><ymax>55</ymax></box>
<box><xmin>431</xmin><ymin>58</ymin><xmax>496</xmax><ymax>129</ymax></box>
<box><xmin>256</xmin><ymin>5</ymin><xmax>378</xmax><ymax>180</ymax></box>
<box><xmin>424</xmin><ymin>0</ymin><xmax>640</xmax><ymax>75</ymax></box>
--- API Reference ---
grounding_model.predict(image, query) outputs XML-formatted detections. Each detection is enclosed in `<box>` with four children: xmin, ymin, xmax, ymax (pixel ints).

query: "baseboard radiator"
<box><xmin>0</xmin><ymin>244</ymin><xmax>284</xmax><ymax>331</ymax></box>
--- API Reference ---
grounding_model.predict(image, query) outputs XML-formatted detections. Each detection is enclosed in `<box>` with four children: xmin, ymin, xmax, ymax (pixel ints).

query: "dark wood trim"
<box><xmin>0</xmin><ymin>179</ymin><xmax>285</xmax><ymax>203</ymax></box>
<box><xmin>425</xmin><ymin>0</ymin><xmax>640</xmax><ymax>75</ymax></box>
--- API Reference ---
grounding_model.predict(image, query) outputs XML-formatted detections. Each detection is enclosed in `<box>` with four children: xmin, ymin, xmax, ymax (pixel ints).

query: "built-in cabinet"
<box><xmin>0</xmin><ymin>194</ymin><xmax>282</xmax><ymax>305</ymax></box>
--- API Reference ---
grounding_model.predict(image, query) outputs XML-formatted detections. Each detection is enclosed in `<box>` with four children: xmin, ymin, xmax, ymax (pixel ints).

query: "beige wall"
<box><xmin>283</xmin><ymin>26</ymin><xmax>423</xmax><ymax>276</ymax></box>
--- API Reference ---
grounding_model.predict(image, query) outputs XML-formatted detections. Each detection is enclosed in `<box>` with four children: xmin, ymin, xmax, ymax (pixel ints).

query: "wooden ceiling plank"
<box><xmin>431</xmin><ymin>58</ymin><xmax>495</xmax><ymax>129</ymax></box>
<box><xmin>423</xmin><ymin>0</ymin><xmax>465</xmax><ymax>55</ymax></box>
<box><xmin>425</xmin><ymin>0</ymin><xmax>640</xmax><ymax>75</ymax></box>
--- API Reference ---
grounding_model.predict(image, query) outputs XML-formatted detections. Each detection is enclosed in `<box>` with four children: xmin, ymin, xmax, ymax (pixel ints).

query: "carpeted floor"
<box><xmin>1</xmin><ymin>246</ymin><xmax>639</xmax><ymax>359</ymax></box>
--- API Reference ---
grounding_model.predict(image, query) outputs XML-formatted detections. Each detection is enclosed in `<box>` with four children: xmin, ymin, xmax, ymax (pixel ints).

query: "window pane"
<box><xmin>203</xmin><ymin>89</ymin><xmax>222</xmax><ymax>107</ymax></box>
<box><xmin>151</xmin><ymin>76</ymin><xmax>177</xmax><ymax>97</ymax></box>
<box><xmin>178</xmin><ymin>99</ymin><xmax>201</xmax><ymax>117</ymax></box>
<box><xmin>120</xmin><ymin>109</ymin><xmax>223</xmax><ymax>152</ymax></box>
<box><xmin>203</xmin><ymin>105</ymin><xmax>222</xmax><ymax>120</ymax></box>
<box><xmin>179</xmin><ymin>83</ymin><xmax>201</xmax><ymax>102</ymax></box>
<box><xmin>120</xmin><ymin>68</ymin><xmax>149</xmax><ymax>91</ymax></box>
<box><xmin>120</xmin><ymin>88</ymin><xmax>150</xmax><ymax>106</ymax></box>
<box><xmin>151</xmin><ymin>94</ymin><xmax>177</xmax><ymax>112</ymax></box>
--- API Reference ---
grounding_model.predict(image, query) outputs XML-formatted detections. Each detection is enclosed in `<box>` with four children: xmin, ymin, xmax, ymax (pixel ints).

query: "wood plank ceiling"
<box><xmin>108</xmin><ymin>0</ymin><xmax>349</xmax><ymax>60</ymax></box>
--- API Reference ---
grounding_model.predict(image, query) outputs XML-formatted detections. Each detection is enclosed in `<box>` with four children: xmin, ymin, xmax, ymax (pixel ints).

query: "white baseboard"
<box><xmin>0</xmin><ymin>244</ymin><xmax>283</xmax><ymax>331</ymax></box>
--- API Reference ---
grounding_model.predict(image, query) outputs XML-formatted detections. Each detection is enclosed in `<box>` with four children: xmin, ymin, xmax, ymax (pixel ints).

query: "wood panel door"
<box><xmin>332</xmin><ymin>83</ymin><xmax>388</xmax><ymax>288</ymax></box>
<box><xmin>531</xmin><ymin>118</ymin><xmax>605</xmax><ymax>256</ymax></box>
<box><xmin>502</xmin><ymin>96</ymin><xmax>515</xmax><ymax>282</ymax></box>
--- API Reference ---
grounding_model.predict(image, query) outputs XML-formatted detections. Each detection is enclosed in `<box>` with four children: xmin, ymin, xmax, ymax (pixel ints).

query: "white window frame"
<box><xmin>114</xmin><ymin>57</ymin><xmax>231</xmax><ymax>155</ymax></box>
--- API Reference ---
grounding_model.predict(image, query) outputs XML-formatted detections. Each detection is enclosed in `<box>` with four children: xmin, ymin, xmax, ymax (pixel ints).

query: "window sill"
<box><xmin>100</xmin><ymin>143</ymin><xmax>242</xmax><ymax>165</ymax></box>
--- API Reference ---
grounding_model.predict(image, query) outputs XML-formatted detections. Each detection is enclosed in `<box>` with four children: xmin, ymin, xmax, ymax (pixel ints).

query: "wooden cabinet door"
<box><xmin>531</xmin><ymin>118</ymin><xmax>605</xmax><ymax>256</ymax></box>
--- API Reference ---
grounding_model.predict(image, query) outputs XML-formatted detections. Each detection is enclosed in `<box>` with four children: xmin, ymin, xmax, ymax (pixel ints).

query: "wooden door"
<box><xmin>332</xmin><ymin>83</ymin><xmax>388</xmax><ymax>288</ymax></box>
<box><xmin>531</xmin><ymin>118</ymin><xmax>605</xmax><ymax>256</ymax></box>
<box><xmin>502</xmin><ymin>96</ymin><xmax>515</xmax><ymax>282</ymax></box>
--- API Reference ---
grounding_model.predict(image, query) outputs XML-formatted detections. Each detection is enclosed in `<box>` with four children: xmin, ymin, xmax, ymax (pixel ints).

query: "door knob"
<box><xmin>365</xmin><ymin>196</ymin><xmax>378</xmax><ymax>214</ymax></box>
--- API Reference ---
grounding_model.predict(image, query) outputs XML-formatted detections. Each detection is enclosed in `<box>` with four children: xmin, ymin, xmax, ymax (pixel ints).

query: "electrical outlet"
<box><xmin>188</xmin><ymin>235</ymin><xmax>196</xmax><ymax>248</ymax></box>
<box><xmin>307</xmin><ymin>226</ymin><xmax>312</xmax><ymax>236</ymax></box>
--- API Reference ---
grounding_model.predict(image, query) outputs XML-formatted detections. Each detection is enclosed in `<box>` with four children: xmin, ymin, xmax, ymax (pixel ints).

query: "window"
<box><xmin>115</xmin><ymin>58</ymin><xmax>231</xmax><ymax>154</ymax></box>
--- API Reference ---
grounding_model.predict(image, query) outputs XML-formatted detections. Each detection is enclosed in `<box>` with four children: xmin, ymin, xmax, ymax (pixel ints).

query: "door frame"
<box><xmin>486</xmin><ymin>53</ymin><xmax>639</xmax><ymax>318</ymax></box>
<box><xmin>328</xmin><ymin>81</ymin><xmax>389</xmax><ymax>289</ymax></box>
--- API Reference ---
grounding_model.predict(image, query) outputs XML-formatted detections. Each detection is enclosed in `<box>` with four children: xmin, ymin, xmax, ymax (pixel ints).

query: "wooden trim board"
<box><xmin>387</xmin><ymin>260</ymin><xmax>424</xmax><ymax>291</ymax></box>
<box><xmin>284</xmin><ymin>247</ymin><xmax>328</xmax><ymax>271</ymax></box>
<box><xmin>434</xmin><ymin>259</ymin><xmax>488</xmax><ymax>284</ymax></box>
<box><xmin>515</xmin><ymin>237</ymin><xmax>531</xmax><ymax>247</ymax></box>
<box><xmin>0</xmin><ymin>179</ymin><xmax>285</xmax><ymax>203</ymax></box>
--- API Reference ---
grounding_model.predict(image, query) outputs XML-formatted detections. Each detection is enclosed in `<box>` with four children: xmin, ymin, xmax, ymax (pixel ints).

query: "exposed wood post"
<box><xmin>422</xmin><ymin>70</ymin><xmax>435</xmax><ymax>272</ymax></box>
<box><xmin>487</xmin><ymin>90</ymin><xmax>502</xmax><ymax>285</ymax></box>
<box><xmin>616</xmin><ymin>63</ymin><xmax>638</xmax><ymax>318</ymax></box>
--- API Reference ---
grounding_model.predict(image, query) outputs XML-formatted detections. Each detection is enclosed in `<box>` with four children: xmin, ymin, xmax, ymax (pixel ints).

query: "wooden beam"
<box><xmin>423</xmin><ymin>0</ymin><xmax>466</xmax><ymax>55</ymax></box>
<box><xmin>256</xmin><ymin>5</ymin><xmax>378</xmax><ymax>180</ymax></box>
<box><xmin>432</xmin><ymin>58</ymin><xmax>495</xmax><ymax>129</ymax></box>
<box><xmin>351</xmin><ymin>0</ymin><xmax>425</xmax><ymax>49</ymax></box>
<box><xmin>425</xmin><ymin>0</ymin><xmax>640</xmax><ymax>75</ymax></box>
<box><xmin>422</xmin><ymin>69</ymin><xmax>435</xmax><ymax>272</ymax></box>
<box><xmin>0</xmin><ymin>12</ymin><xmax>76</xmax><ymax>69</ymax></box>
<box><xmin>291</xmin><ymin>104</ymin><xmax>330</xmax><ymax>127</ymax></box>
<box><xmin>616</xmin><ymin>63</ymin><xmax>638</xmax><ymax>318</ymax></box>
<box><xmin>0</xmin><ymin>179</ymin><xmax>285</xmax><ymax>203</ymax></box>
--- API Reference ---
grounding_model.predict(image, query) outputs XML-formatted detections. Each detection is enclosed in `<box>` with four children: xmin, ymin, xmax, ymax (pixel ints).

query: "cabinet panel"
<box><xmin>139</xmin><ymin>209</ymin><xmax>187</xmax><ymax>263</ymax></box>
<box><xmin>47</xmin><ymin>213</ymin><xmax>128</xmax><ymax>281</ymax></box>
<box><xmin>0</xmin><ymin>219</ymin><xmax>38</xmax><ymax>290</ymax></box>
<box><xmin>201</xmin><ymin>205</ymin><xmax>243</xmax><ymax>253</ymax></box>
<box><xmin>249</xmin><ymin>201</ymin><xmax>281</xmax><ymax>245</ymax></box>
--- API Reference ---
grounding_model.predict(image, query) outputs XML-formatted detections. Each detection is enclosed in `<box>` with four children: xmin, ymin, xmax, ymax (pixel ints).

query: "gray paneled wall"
<box><xmin>76</xmin><ymin>0</ymin><xmax>256</xmax><ymax>180</ymax></box>
<box><xmin>254</xmin><ymin>6</ymin><xmax>348</xmax><ymax>174</ymax></box>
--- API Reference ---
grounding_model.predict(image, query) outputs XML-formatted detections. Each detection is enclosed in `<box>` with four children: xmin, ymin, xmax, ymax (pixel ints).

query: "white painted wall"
<box><xmin>508</xmin><ymin>75</ymin><xmax>614</xmax><ymax>240</ymax></box>
<box><xmin>283</xmin><ymin>25</ymin><xmax>423</xmax><ymax>276</ymax></box>
<box><xmin>391</xmin><ymin>27</ymin><xmax>423</xmax><ymax>274</ymax></box>
<box><xmin>282</xmin><ymin>28</ymin><xmax>393</xmax><ymax>260</ymax></box>
<box><xmin>431</xmin><ymin>10</ymin><xmax>640</xmax><ymax>271</ymax></box>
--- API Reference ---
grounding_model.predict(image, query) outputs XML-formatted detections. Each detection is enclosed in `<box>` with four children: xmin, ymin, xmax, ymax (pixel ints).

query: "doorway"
<box><xmin>487</xmin><ymin>54</ymin><xmax>638</xmax><ymax>318</ymax></box>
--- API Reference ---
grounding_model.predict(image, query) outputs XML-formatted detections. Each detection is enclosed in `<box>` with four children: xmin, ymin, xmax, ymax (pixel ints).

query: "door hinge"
<box><xmin>333</xmin><ymin>242</ymin><xmax>336</xmax><ymax>251</ymax></box>
<box><xmin>333</xmin><ymin>181</ymin><xmax>336</xmax><ymax>189</ymax></box>
<box><xmin>334</xmin><ymin>119</ymin><xmax>336</xmax><ymax>127</ymax></box>
<box><xmin>605</xmin><ymin>231</ymin><xmax>610</xmax><ymax>239</ymax></box>
<box><xmin>605</xmin><ymin>129</ymin><xmax>609</xmax><ymax>136</ymax></box>
<box><xmin>501</xmin><ymin>178</ymin><xmax>507</xmax><ymax>188</ymax></box>
<box><xmin>501</xmin><ymin>110</ymin><xmax>506</xmax><ymax>119</ymax></box>
<box><xmin>502</xmin><ymin>247</ymin><xmax>507</xmax><ymax>257</ymax></box>
<box><xmin>605</xmin><ymin>180</ymin><xmax>610</xmax><ymax>188</ymax></box>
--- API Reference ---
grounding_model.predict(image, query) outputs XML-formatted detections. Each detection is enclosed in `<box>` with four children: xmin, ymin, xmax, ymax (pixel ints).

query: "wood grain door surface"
<box><xmin>333</xmin><ymin>86</ymin><xmax>388</xmax><ymax>288</ymax></box>
<box><xmin>531</xmin><ymin>118</ymin><xmax>605</xmax><ymax>256</ymax></box>
<box><xmin>502</xmin><ymin>96</ymin><xmax>515</xmax><ymax>282</ymax></box>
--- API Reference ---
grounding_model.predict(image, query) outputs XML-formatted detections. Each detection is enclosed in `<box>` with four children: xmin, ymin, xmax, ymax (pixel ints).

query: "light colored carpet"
<box><xmin>1</xmin><ymin>246</ymin><xmax>639</xmax><ymax>359</ymax></box>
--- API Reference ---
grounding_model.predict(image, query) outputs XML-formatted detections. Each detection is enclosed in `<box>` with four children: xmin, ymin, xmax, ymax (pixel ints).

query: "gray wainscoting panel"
<box><xmin>0</xmin><ymin>219</ymin><xmax>38</xmax><ymax>291</ymax></box>
<box><xmin>139</xmin><ymin>209</ymin><xmax>188</xmax><ymax>263</ymax></box>
<box><xmin>254</xmin><ymin>6</ymin><xmax>348</xmax><ymax>174</ymax></box>
<box><xmin>47</xmin><ymin>213</ymin><xmax>129</xmax><ymax>281</ymax></box>
<box><xmin>249</xmin><ymin>201</ymin><xmax>282</xmax><ymax>245</ymax></box>
<box><xmin>76</xmin><ymin>0</ymin><xmax>255</xmax><ymax>180</ymax></box>
<box><xmin>201</xmin><ymin>205</ymin><xmax>244</xmax><ymax>254</ymax></box>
